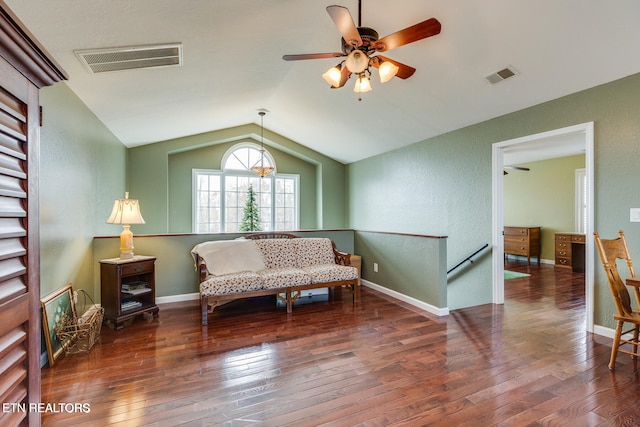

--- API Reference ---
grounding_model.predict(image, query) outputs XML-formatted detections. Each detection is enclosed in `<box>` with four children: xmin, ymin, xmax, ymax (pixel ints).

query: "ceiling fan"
<box><xmin>503</xmin><ymin>166</ymin><xmax>531</xmax><ymax>175</ymax></box>
<box><xmin>282</xmin><ymin>1</ymin><xmax>441</xmax><ymax>98</ymax></box>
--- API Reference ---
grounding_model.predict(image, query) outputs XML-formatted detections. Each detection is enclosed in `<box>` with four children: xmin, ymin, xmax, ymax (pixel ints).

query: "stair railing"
<box><xmin>447</xmin><ymin>243</ymin><xmax>490</xmax><ymax>275</ymax></box>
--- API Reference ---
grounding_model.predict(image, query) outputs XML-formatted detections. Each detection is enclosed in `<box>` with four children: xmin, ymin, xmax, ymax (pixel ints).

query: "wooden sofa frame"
<box><xmin>198</xmin><ymin>233</ymin><xmax>359</xmax><ymax>325</ymax></box>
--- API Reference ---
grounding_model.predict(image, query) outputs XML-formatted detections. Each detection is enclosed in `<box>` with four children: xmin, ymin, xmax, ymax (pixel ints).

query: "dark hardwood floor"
<box><xmin>40</xmin><ymin>261</ymin><xmax>640</xmax><ymax>426</ymax></box>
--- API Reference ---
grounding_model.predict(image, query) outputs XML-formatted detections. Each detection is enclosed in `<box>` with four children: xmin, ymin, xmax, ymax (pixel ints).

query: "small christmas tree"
<box><xmin>240</xmin><ymin>184</ymin><xmax>262</xmax><ymax>231</ymax></box>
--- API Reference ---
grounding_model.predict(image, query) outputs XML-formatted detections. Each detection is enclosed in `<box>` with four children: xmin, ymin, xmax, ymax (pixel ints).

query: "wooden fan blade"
<box><xmin>326</xmin><ymin>5</ymin><xmax>362</xmax><ymax>48</ymax></box>
<box><xmin>504</xmin><ymin>166</ymin><xmax>530</xmax><ymax>171</ymax></box>
<box><xmin>374</xmin><ymin>55</ymin><xmax>416</xmax><ymax>79</ymax></box>
<box><xmin>374</xmin><ymin>18</ymin><xmax>441</xmax><ymax>52</ymax></box>
<box><xmin>283</xmin><ymin>52</ymin><xmax>345</xmax><ymax>61</ymax></box>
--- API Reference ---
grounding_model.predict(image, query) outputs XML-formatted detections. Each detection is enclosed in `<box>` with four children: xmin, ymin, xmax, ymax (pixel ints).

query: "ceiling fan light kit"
<box><xmin>283</xmin><ymin>1</ymin><xmax>441</xmax><ymax>99</ymax></box>
<box><xmin>322</xmin><ymin>64</ymin><xmax>343</xmax><ymax>87</ymax></box>
<box><xmin>354</xmin><ymin>74</ymin><xmax>372</xmax><ymax>93</ymax></box>
<box><xmin>378</xmin><ymin>60</ymin><xmax>399</xmax><ymax>83</ymax></box>
<box><xmin>345</xmin><ymin>49</ymin><xmax>368</xmax><ymax>73</ymax></box>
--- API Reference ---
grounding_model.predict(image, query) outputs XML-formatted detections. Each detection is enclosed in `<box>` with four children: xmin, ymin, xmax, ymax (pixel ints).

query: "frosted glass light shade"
<box><xmin>345</xmin><ymin>50</ymin><xmax>368</xmax><ymax>73</ymax></box>
<box><xmin>354</xmin><ymin>75</ymin><xmax>372</xmax><ymax>93</ymax></box>
<box><xmin>322</xmin><ymin>65</ymin><xmax>342</xmax><ymax>87</ymax></box>
<box><xmin>378</xmin><ymin>61</ymin><xmax>399</xmax><ymax>83</ymax></box>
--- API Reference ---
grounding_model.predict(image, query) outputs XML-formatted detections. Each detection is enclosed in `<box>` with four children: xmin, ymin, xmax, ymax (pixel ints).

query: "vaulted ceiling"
<box><xmin>6</xmin><ymin>1</ymin><xmax>640</xmax><ymax>163</ymax></box>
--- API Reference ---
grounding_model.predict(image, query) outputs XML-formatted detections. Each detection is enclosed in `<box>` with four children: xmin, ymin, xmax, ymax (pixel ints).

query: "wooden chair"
<box><xmin>594</xmin><ymin>230</ymin><xmax>640</xmax><ymax>370</ymax></box>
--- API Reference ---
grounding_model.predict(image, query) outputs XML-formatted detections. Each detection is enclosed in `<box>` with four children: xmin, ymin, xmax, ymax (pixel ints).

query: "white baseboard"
<box><xmin>361</xmin><ymin>279</ymin><xmax>449</xmax><ymax>316</ymax></box>
<box><xmin>593</xmin><ymin>324</ymin><xmax>617</xmax><ymax>339</ymax></box>
<box><xmin>156</xmin><ymin>292</ymin><xmax>200</xmax><ymax>304</ymax></box>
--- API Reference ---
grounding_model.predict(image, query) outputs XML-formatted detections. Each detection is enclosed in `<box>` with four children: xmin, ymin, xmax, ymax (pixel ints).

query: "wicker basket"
<box><xmin>54</xmin><ymin>290</ymin><xmax>104</xmax><ymax>355</ymax></box>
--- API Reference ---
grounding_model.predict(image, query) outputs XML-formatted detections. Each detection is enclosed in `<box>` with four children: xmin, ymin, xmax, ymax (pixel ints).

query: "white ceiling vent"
<box><xmin>485</xmin><ymin>66</ymin><xmax>518</xmax><ymax>84</ymax></box>
<box><xmin>75</xmin><ymin>44</ymin><xmax>182</xmax><ymax>73</ymax></box>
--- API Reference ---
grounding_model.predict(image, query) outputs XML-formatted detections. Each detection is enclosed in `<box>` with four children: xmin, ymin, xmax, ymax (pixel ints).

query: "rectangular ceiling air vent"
<box><xmin>485</xmin><ymin>66</ymin><xmax>518</xmax><ymax>84</ymax></box>
<box><xmin>75</xmin><ymin>43</ymin><xmax>182</xmax><ymax>73</ymax></box>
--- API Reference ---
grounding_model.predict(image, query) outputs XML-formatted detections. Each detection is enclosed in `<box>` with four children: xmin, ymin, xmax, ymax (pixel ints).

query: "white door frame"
<box><xmin>491</xmin><ymin>122</ymin><xmax>595</xmax><ymax>332</ymax></box>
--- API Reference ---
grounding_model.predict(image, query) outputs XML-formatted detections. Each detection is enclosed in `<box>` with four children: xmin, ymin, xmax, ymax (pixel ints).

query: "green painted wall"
<box><xmin>354</xmin><ymin>231</ymin><xmax>447</xmax><ymax>308</ymax></box>
<box><xmin>347</xmin><ymin>125</ymin><xmax>493</xmax><ymax>310</ymax></box>
<box><xmin>347</xmin><ymin>72</ymin><xmax>640</xmax><ymax>325</ymax></box>
<box><xmin>504</xmin><ymin>155</ymin><xmax>585</xmax><ymax>261</ymax></box>
<box><xmin>39</xmin><ymin>83</ymin><xmax>126</xmax><ymax>298</ymax></box>
<box><xmin>127</xmin><ymin>124</ymin><xmax>347</xmax><ymax>234</ymax></box>
<box><xmin>167</xmin><ymin>141</ymin><xmax>317</xmax><ymax>232</ymax></box>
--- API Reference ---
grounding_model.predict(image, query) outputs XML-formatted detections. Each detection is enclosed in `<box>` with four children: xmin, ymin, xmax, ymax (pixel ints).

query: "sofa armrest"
<box><xmin>332</xmin><ymin>241</ymin><xmax>352</xmax><ymax>266</ymax></box>
<box><xmin>197</xmin><ymin>255</ymin><xmax>208</xmax><ymax>282</ymax></box>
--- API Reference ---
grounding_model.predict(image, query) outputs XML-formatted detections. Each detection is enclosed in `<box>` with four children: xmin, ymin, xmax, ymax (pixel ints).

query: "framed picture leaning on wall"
<box><xmin>41</xmin><ymin>283</ymin><xmax>76</xmax><ymax>367</ymax></box>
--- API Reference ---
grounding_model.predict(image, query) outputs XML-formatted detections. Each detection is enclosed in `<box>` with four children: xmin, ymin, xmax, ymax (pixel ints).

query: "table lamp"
<box><xmin>106</xmin><ymin>192</ymin><xmax>145</xmax><ymax>259</ymax></box>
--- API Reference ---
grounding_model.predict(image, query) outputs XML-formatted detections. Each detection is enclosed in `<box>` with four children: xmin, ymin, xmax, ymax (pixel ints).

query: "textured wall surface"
<box><xmin>348</xmin><ymin>72</ymin><xmax>640</xmax><ymax>322</ymax></box>
<box><xmin>354</xmin><ymin>231</ymin><xmax>447</xmax><ymax>308</ymax></box>
<box><xmin>39</xmin><ymin>83</ymin><xmax>126</xmax><ymax>297</ymax></box>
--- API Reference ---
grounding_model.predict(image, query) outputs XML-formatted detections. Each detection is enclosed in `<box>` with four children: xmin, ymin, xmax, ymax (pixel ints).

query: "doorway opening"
<box><xmin>491</xmin><ymin>122</ymin><xmax>595</xmax><ymax>332</ymax></box>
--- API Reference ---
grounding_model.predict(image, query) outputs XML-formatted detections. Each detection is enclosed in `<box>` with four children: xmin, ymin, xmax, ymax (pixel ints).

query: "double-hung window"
<box><xmin>193</xmin><ymin>143</ymin><xmax>299</xmax><ymax>233</ymax></box>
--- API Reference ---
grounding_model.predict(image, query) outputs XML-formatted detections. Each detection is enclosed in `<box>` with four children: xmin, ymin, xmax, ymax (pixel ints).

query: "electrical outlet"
<box><xmin>373</xmin><ymin>262</ymin><xmax>379</xmax><ymax>273</ymax></box>
<box><xmin>631</xmin><ymin>208</ymin><xmax>640</xmax><ymax>222</ymax></box>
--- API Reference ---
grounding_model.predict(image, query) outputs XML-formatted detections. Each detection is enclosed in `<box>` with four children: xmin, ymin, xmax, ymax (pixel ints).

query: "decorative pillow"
<box><xmin>191</xmin><ymin>240</ymin><xmax>265</xmax><ymax>276</ymax></box>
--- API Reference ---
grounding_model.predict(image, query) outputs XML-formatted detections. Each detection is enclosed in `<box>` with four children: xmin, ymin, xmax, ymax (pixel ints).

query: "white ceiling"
<box><xmin>6</xmin><ymin>0</ymin><xmax>640</xmax><ymax>164</ymax></box>
<box><xmin>503</xmin><ymin>131</ymin><xmax>587</xmax><ymax>165</ymax></box>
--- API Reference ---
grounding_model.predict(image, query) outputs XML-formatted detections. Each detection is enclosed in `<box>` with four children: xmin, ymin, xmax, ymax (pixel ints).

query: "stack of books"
<box><xmin>121</xmin><ymin>300</ymin><xmax>143</xmax><ymax>311</ymax></box>
<box><xmin>122</xmin><ymin>281</ymin><xmax>147</xmax><ymax>291</ymax></box>
<box><xmin>122</xmin><ymin>281</ymin><xmax>150</xmax><ymax>296</ymax></box>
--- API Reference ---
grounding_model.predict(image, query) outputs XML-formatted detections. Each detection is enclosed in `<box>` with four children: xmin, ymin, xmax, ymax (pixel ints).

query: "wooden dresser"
<box><xmin>555</xmin><ymin>233</ymin><xmax>586</xmax><ymax>272</ymax></box>
<box><xmin>504</xmin><ymin>226</ymin><xmax>541</xmax><ymax>265</ymax></box>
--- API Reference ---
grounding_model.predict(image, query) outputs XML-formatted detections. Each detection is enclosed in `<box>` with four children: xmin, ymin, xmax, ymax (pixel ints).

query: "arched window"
<box><xmin>222</xmin><ymin>144</ymin><xmax>275</xmax><ymax>172</ymax></box>
<box><xmin>193</xmin><ymin>143</ymin><xmax>298</xmax><ymax>233</ymax></box>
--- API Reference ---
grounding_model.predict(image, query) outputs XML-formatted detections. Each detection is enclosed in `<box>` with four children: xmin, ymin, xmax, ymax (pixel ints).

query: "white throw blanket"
<box><xmin>191</xmin><ymin>239</ymin><xmax>266</xmax><ymax>276</ymax></box>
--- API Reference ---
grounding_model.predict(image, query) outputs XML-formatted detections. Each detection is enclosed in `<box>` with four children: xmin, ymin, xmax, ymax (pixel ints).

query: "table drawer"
<box><xmin>504</xmin><ymin>227</ymin><xmax>529</xmax><ymax>236</ymax></box>
<box><xmin>572</xmin><ymin>234</ymin><xmax>586</xmax><ymax>243</ymax></box>
<box><xmin>505</xmin><ymin>241</ymin><xmax>528</xmax><ymax>255</ymax></box>
<box><xmin>121</xmin><ymin>260</ymin><xmax>154</xmax><ymax>276</ymax></box>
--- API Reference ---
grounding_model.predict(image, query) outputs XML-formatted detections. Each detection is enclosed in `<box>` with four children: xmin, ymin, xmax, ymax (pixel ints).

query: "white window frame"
<box><xmin>192</xmin><ymin>143</ymin><xmax>299</xmax><ymax>233</ymax></box>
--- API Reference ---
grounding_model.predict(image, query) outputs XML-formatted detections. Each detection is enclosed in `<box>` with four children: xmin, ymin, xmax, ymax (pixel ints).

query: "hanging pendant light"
<box><xmin>252</xmin><ymin>109</ymin><xmax>274</xmax><ymax>177</ymax></box>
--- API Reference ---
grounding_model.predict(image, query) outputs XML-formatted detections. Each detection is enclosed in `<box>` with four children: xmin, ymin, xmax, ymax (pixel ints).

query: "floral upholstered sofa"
<box><xmin>191</xmin><ymin>233</ymin><xmax>359</xmax><ymax>325</ymax></box>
